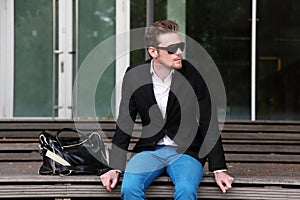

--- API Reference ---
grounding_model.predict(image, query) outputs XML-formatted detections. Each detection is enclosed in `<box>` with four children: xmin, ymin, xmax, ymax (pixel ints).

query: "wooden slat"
<box><xmin>3</xmin><ymin>143</ymin><xmax>298</xmax><ymax>155</ymax></box>
<box><xmin>198</xmin><ymin>186</ymin><xmax>300</xmax><ymax>200</ymax></box>
<box><xmin>223</xmin><ymin>139</ymin><xmax>300</xmax><ymax>144</ymax></box>
<box><xmin>1</xmin><ymin>175</ymin><xmax>300</xmax><ymax>186</ymax></box>
<box><xmin>2</xmin><ymin>152</ymin><xmax>300</xmax><ymax>163</ymax></box>
<box><xmin>0</xmin><ymin>152</ymin><xmax>300</xmax><ymax>163</ymax></box>
<box><xmin>222</xmin><ymin>132</ymin><xmax>300</xmax><ymax>140</ymax></box>
<box><xmin>0</xmin><ymin>143</ymin><xmax>39</xmax><ymax>151</ymax></box>
<box><xmin>1</xmin><ymin>119</ymin><xmax>300</xmax><ymax>131</ymax></box>
<box><xmin>0</xmin><ymin>131</ymin><xmax>116</xmax><ymax>138</ymax></box>
<box><xmin>0</xmin><ymin>120</ymin><xmax>116</xmax><ymax>130</ymax></box>
<box><xmin>222</xmin><ymin>125</ymin><xmax>300</xmax><ymax>133</ymax></box>
<box><xmin>0</xmin><ymin>172</ymin><xmax>299</xmax><ymax>199</ymax></box>
<box><xmin>0</xmin><ymin>184</ymin><xmax>300</xmax><ymax>199</ymax></box>
<box><xmin>225</xmin><ymin>153</ymin><xmax>300</xmax><ymax>163</ymax></box>
<box><xmin>0</xmin><ymin>152</ymin><xmax>41</xmax><ymax>161</ymax></box>
<box><xmin>223</xmin><ymin>144</ymin><xmax>300</xmax><ymax>153</ymax></box>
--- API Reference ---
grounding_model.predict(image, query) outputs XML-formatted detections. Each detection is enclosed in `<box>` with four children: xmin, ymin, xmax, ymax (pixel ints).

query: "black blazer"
<box><xmin>110</xmin><ymin>59</ymin><xmax>227</xmax><ymax>172</ymax></box>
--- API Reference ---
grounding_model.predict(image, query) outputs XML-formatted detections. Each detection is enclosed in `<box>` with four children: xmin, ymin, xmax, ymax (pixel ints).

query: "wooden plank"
<box><xmin>0</xmin><ymin>131</ymin><xmax>115</xmax><ymax>138</ymax></box>
<box><xmin>198</xmin><ymin>186</ymin><xmax>300</xmax><ymax>200</ymax></box>
<box><xmin>1</xmin><ymin>120</ymin><xmax>300</xmax><ymax>139</ymax></box>
<box><xmin>2</xmin><ymin>161</ymin><xmax>299</xmax><ymax>181</ymax></box>
<box><xmin>222</xmin><ymin>125</ymin><xmax>300</xmax><ymax>133</ymax></box>
<box><xmin>2</xmin><ymin>131</ymin><xmax>300</xmax><ymax>140</ymax></box>
<box><xmin>225</xmin><ymin>153</ymin><xmax>300</xmax><ymax>163</ymax></box>
<box><xmin>0</xmin><ymin>184</ymin><xmax>300</xmax><ymax>199</ymax></box>
<box><xmin>0</xmin><ymin>152</ymin><xmax>41</xmax><ymax>161</ymax></box>
<box><xmin>0</xmin><ymin>168</ymin><xmax>299</xmax><ymax>199</ymax></box>
<box><xmin>7</xmin><ymin>142</ymin><xmax>295</xmax><ymax>153</ymax></box>
<box><xmin>1</xmin><ymin>119</ymin><xmax>300</xmax><ymax>132</ymax></box>
<box><xmin>0</xmin><ymin>120</ymin><xmax>116</xmax><ymax>130</ymax></box>
<box><xmin>223</xmin><ymin>144</ymin><xmax>300</xmax><ymax>153</ymax></box>
<box><xmin>0</xmin><ymin>143</ymin><xmax>39</xmax><ymax>151</ymax></box>
<box><xmin>2</xmin><ymin>142</ymin><xmax>300</xmax><ymax>154</ymax></box>
<box><xmin>0</xmin><ymin>138</ymin><xmax>39</xmax><ymax>142</ymax></box>
<box><xmin>222</xmin><ymin>132</ymin><xmax>300</xmax><ymax>140</ymax></box>
<box><xmin>1</xmin><ymin>175</ymin><xmax>300</xmax><ymax>186</ymax></box>
<box><xmin>222</xmin><ymin>120</ymin><xmax>300</xmax><ymax>133</ymax></box>
<box><xmin>223</xmin><ymin>139</ymin><xmax>300</xmax><ymax>144</ymax></box>
<box><xmin>0</xmin><ymin>131</ymin><xmax>42</xmax><ymax>138</ymax></box>
<box><xmin>1</xmin><ymin>147</ymin><xmax>299</xmax><ymax>163</ymax></box>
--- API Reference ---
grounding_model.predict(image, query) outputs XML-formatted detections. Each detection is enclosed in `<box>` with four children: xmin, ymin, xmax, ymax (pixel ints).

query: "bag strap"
<box><xmin>57</xmin><ymin>165</ymin><xmax>110</xmax><ymax>176</ymax></box>
<box><xmin>55</xmin><ymin>128</ymin><xmax>90</xmax><ymax>148</ymax></box>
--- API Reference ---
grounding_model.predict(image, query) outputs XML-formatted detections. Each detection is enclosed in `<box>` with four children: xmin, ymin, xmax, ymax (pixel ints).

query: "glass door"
<box><xmin>13</xmin><ymin>0</ymin><xmax>116</xmax><ymax>119</ymax></box>
<box><xmin>14</xmin><ymin>0</ymin><xmax>56</xmax><ymax>117</ymax></box>
<box><xmin>14</xmin><ymin>0</ymin><xmax>74</xmax><ymax>118</ymax></box>
<box><xmin>256</xmin><ymin>0</ymin><xmax>300</xmax><ymax>120</ymax></box>
<box><xmin>75</xmin><ymin>0</ymin><xmax>115</xmax><ymax>119</ymax></box>
<box><xmin>186</xmin><ymin>0</ymin><xmax>252</xmax><ymax>120</ymax></box>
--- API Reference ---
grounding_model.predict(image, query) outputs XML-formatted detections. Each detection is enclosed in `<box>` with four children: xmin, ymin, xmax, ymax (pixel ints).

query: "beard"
<box><xmin>172</xmin><ymin>60</ymin><xmax>182</xmax><ymax>69</ymax></box>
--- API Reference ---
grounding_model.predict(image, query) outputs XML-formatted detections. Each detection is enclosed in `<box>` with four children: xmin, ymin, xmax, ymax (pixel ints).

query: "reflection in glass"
<box><xmin>77</xmin><ymin>0</ymin><xmax>115</xmax><ymax>118</ymax></box>
<box><xmin>187</xmin><ymin>0</ymin><xmax>251</xmax><ymax>120</ymax></box>
<box><xmin>14</xmin><ymin>0</ymin><xmax>53</xmax><ymax>117</ymax></box>
<box><xmin>257</xmin><ymin>0</ymin><xmax>300</xmax><ymax>120</ymax></box>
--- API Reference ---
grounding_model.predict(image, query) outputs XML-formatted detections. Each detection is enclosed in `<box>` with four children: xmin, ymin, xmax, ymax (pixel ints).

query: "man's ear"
<box><xmin>147</xmin><ymin>47</ymin><xmax>158</xmax><ymax>58</ymax></box>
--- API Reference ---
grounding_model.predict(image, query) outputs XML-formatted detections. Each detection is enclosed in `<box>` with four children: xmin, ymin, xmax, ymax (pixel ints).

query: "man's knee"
<box><xmin>174</xmin><ymin>181</ymin><xmax>198</xmax><ymax>199</ymax></box>
<box><xmin>121</xmin><ymin>174</ymin><xmax>146</xmax><ymax>199</ymax></box>
<box><xmin>121</xmin><ymin>183</ymin><xmax>145</xmax><ymax>199</ymax></box>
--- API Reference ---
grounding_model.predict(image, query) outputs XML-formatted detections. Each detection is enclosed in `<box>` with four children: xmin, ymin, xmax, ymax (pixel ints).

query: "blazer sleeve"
<box><xmin>194</xmin><ymin>65</ymin><xmax>227</xmax><ymax>172</ymax></box>
<box><xmin>109</xmin><ymin>68</ymin><xmax>138</xmax><ymax>171</ymax></box>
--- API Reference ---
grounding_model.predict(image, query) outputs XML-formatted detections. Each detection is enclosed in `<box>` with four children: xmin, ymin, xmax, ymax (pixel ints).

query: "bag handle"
<box><xmin>55</xmin><ymin>128</ymin><xmax>91</xmax><ymax>148</ymax></box>
<box><xmin>57</xmin><ymin>165</ymin><xmax>110</xmax><ymax>176</ymax></box>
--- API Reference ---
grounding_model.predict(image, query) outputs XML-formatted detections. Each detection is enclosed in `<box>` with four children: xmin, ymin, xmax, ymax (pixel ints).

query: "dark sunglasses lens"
<box><xmin>167</xmin><ymin>43</ymin><xmax>185</xmax><ymax>54</ymax></box>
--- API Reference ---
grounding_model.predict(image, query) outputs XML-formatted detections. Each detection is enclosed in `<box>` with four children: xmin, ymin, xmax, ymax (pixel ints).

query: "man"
<box><xmin>100</xmin><ymin>20</ymin><xmax>234</xmax><ymax>199</ymax></box>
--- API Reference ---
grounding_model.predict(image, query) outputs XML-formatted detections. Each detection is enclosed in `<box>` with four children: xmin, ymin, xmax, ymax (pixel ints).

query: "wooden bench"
<box><xmin>0</xmin><ymin>119</ymin><xmax>300</xmax><ymax>199</ymax></box>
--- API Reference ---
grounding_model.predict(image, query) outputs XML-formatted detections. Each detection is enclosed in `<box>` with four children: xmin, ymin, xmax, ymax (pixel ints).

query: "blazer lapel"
<box><xmin>166</xmin><ymin>70</ymin><xmax>181</xmax><ymax>115</ymax></box>
<box><xmin>142</xmin><ymin>63</ymin><xmax>164</xmax><ymax>120</ymax></box>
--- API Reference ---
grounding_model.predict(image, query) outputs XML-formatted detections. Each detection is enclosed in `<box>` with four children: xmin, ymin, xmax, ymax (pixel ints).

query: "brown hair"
<box><xmin>144</xmin><ymin>20</ymin><xmax>179</xmax><ymax>48</ymax></box>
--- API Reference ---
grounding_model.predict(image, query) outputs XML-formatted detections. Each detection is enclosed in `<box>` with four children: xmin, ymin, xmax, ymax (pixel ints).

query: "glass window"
<box><xmin>130</xmin><ymin>0</ymin><xmax>167</xmax><ymax>65</ymax></box>
<box><xmin>77</xmin><ymin>0</ymin><xmax>115</xmax><ymax>118</ymax></box>
<box><xmin>256</xmin><ymin>0</ymin><xmax>300</xmax><ymax>120</ymax></box>
<box><xmin>186</xmin><ymin>0</ymin><xmax>252</xmax><ymax>120</ymax></box>
<box><xmin>14</xmin><ymin>0</ymin><xmax>53</xmax><ymax>117</ymax></box>
<box><xmin>130</xmin><ymin>0</ymin><xmax>146</xmax><ymax>64</ymax></box>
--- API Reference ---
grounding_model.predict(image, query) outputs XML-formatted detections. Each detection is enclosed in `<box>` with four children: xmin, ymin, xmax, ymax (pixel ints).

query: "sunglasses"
<box><xmin>155</xmin><ymin>42</ymin><xmax>185</xmax><ymax>54</ymax></box>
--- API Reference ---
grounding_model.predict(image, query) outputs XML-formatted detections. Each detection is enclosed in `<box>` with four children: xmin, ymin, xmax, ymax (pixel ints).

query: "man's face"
<box><xmin>155</xmin><ymin>32</ymin><xmax>183</xmax><ymax>70</ymax></box>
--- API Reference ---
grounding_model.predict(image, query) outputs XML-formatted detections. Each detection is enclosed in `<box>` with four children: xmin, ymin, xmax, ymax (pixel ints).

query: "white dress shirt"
<box><xmin>150</xmin><ymin>61</ymin><xmax>177</xmax><ymax>146</ymax></box>
<box><xmin>150</xmin><ymin>61</ymin><xmax>226</xmax><ymax>173</ymax></box>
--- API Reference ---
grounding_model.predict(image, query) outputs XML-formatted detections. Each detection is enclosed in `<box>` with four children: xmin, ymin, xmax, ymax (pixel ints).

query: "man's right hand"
<box><xmin>100</xmin><ymin>170</ymin><xmax>120</xmax><ymax>192</ymax></box>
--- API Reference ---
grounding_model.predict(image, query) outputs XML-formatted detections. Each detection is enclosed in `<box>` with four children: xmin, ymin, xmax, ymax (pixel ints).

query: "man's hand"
<box><xmin>100</xmin><ymin>170</ymin><xmax>120</xmax><ymax>192</ymax></box>
<box><xmin>214</xmin><ymin>171</ymin><xmax>234</xmax><ymax>193</ymax></box>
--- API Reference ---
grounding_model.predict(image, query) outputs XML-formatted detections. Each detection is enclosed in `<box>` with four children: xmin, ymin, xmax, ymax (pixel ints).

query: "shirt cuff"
<box><xmin>112</xmin><ymin>169</ymin><xmax>122</xmax><ymax>174</ymax></box>
<box><xmin>213</xmin><ymin>169</ymin><xmax>227</xmax><ymax>173</ymax></box>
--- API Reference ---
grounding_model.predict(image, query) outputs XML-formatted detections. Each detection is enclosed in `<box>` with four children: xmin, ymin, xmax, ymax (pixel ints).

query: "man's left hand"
<box><xmin>214</xmin><ymin>171</ymin><xmax>234</xmax><ymax>193</ymax></box>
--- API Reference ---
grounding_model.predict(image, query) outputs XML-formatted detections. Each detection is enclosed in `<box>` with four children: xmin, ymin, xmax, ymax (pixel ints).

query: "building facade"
<box><xmin>0</xmin><ymin>0</ymin><xmax>299</xmax><ymax>120</ymax></box>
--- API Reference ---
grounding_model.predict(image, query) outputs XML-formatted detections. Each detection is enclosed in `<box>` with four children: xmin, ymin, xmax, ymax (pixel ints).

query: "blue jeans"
<box><xmin>121</xmin><ymin>146</ymin><xmax>203</xmax><ymax>200</ymax></box>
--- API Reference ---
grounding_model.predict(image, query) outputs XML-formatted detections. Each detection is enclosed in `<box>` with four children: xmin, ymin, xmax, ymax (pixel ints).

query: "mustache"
<box><xmin>174</xmin><ymin>57</ymin><xmax>182</xmax><ymax>61</ymax></box>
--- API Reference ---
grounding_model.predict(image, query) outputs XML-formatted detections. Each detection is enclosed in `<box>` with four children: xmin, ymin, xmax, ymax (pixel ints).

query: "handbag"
<box><xmin>38</xmin><ymin>128</ymin><xmax>110</xmax><ymax>176</ymax></box>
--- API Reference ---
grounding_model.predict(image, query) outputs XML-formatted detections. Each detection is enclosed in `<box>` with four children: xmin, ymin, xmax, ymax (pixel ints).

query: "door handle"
<box><xmin>60</xmin><ymin>61</ymin><xmax>64</xmax><ymax>73</ymax></box>
<box><xmin>54</xmin><ymin>50</ymin><xmax>63</xmax><ymax>54</ymax></box>
<box><xmin>68</xmin><ymin>51</ymin><xmax>76</xmax><ymax>54</ymax></box>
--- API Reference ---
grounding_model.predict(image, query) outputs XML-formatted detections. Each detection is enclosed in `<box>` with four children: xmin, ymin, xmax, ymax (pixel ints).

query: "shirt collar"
<box><xmin>150</xmin><ymin>59</ymin><xmax>175</xmax><ymax>76</ymax></box>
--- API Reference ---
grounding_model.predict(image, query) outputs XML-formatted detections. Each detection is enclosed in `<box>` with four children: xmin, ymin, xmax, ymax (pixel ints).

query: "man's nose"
<box><xmin>175</xmin><ymin>48</ymin><xmax>183</xmax><ymax>55</ymax></box>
